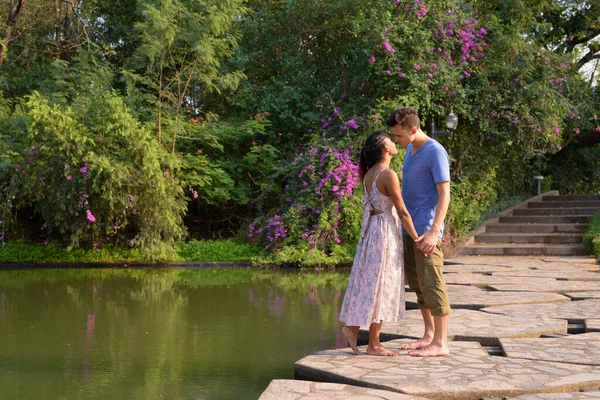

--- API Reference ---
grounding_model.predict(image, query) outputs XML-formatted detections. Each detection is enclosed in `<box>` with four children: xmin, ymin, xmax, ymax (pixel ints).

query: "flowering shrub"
<box><xmin>248</xmin><ymin>140</ymin><xmax>364</xmax><ymax>256</ymax></box>
<box><xmin>3</xmin><ymin>88</ymin><xmax>187</xmax><ymax>258</ymax></box>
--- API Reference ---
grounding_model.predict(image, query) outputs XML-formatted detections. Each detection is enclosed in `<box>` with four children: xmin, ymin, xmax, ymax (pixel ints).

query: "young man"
<box><xmin>386</xmin><ymin>107</ymin><xmax>451</xmax><ymax>357</ymax></box>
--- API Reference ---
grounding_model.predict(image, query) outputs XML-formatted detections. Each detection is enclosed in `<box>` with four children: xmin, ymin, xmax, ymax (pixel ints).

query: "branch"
<box><xmin>549</xmin><ymin>130</ymin><xmax>600</xmax><ymax>166</ymax></box>
<box><xmin>578</xmin><ymin>49</ymin><xmax>600</xmax><ymax>68</ymax></box>
<box><xmin>566</xmin><ymin>29</ymin><xmax>600</xmax><ymax>49</ymax></box>
<box><xmin>8</xmin><ymin>0</ymin><xmax>26</xmax><ymax>25</ymax></box>
<box><xmin>63</xmin><ymin>0</ymin><xmax>94</xmax><ymax>52</ymax></box>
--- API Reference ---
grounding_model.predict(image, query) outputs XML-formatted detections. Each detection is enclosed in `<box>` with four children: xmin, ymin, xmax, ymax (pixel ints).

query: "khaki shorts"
<box><xmin>403</xmin><ymin>235</ymin><xmax>451</xmax><ymax>316</ymax></box>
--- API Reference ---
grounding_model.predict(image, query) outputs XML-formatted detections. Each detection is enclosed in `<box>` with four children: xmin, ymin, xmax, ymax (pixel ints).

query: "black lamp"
<box><xmin>430</xmin><ymin>109</ymin><xmax>458</xmax><ymax>139</ymax></box>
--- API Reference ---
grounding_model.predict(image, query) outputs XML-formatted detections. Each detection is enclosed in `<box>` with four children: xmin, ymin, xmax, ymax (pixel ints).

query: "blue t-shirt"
<box><xmin>401</xmin><ymin>139</ymin><xmax>450</xmax><ymax>237</ymax></box>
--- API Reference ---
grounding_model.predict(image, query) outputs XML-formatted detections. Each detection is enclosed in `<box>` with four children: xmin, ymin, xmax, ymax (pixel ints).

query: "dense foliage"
<box><xmin>0</xmin><ymin>0</ymin><xmax>598</xmax><ymax>262</ymax></box>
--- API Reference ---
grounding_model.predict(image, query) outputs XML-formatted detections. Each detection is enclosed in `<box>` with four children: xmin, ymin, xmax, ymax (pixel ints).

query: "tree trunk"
<box><xmin>62</xmin><ymin>0</ymin><xmax>72</xmax><ymax>61</ymax></box>
<box><xmin>0</xmin><ymin>0</ymin><xmax>27</xmax><ymax>67</ymax></box>
<box><xmin>55</xmin><ymin>0</ymin><xmax>62</xmax><ymax>57</ymax></box>
<box><xmin>157</xmin><ymin>47</ymin><xmax>165</xmax><ymax>144</ymax></box>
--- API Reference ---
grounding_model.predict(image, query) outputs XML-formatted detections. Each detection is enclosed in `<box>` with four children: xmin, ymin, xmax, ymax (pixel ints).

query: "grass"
<box><xmin>0</xmin><ymin>239</ymin><xmax>263</xmax><ymax>265</ymax></box>
<box><xmin>175</xmin><ymin>239</ymin><xmax>263</xmax><ymax>262</ymax></box>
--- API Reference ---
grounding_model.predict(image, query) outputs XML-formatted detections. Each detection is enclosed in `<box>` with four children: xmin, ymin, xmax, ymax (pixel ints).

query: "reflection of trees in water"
<box><xmin>0</xmin><ymin>268</ymin><xmax>350</xmax><ymax>399</ymax></box>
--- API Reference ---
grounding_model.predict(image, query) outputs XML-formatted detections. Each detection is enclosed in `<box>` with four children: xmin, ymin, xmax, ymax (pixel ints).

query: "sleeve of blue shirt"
<box><xmin>431</xmin><ymin>145</ymin><xmax>450</xmax><ymax>183</ymax></box>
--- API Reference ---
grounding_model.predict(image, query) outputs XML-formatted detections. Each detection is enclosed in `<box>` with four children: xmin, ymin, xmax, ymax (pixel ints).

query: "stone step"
<box><xmin>513</xmin><ymin>208</ymin><xmax>598</xmax><ymax>216</ymax></box>
<box><xmin>485</xmin><ymin>223</ymin><xmax>587</xmax><ymax>233</ymax></box>
<box><xmin>461</xmin><ymin>243</ymin><xmax>587</xmax><ymax>256</ymax></box>
<box><xmin>542</xmin><ymin>195</ymin><xmax>600</xmax><ymax>201</ymax></box>
<box><xmin>499</xmin><ymin>215</ymin><xmax>590</xmax><ymax>224</ymax></box>
<box><xmin>528</xmin><ymin>200</ymin><xmax>600</xmax><ymax>208</ymax></box>
<box><xmin>474</xmin><ymin>233</ymin><xmax>582</xmax><ymax>244</ymax></box>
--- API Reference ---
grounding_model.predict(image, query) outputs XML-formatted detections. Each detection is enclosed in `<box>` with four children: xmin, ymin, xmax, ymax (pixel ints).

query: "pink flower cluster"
<box><xmin>248</xmin><ymin>215</ymin><xmax>287</xmax><ymax>242</ymax></box>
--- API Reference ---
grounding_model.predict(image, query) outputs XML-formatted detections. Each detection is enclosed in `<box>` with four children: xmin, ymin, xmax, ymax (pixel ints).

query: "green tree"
<box><xmin>125</xmin><ymin>0</ymin><xmax>247</xmax><ymax>150</ymax></box>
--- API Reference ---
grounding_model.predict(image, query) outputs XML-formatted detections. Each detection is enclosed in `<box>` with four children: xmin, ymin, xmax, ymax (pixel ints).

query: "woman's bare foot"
<box><xmin>401</xmin><ymin>336</ymin><xmax>433</xmax><ymax>350</ymax></box>
<box><xmin>367</xmin><ymin>345</ymin><xmax>398</xmax><ymax>356</ymax></box>
<box><xmin>342</xmin><ymin>326</ymin><xmax>360</xmax><ymax>355</ymax></box>
<box><xmin>408</xmin><ymin>343</ymin><xmax>449</xmax><ymax>357</ymax></box>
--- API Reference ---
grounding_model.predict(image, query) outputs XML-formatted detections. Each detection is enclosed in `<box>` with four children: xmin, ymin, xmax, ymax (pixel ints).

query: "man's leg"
<box><xmin>409</xmin><ymin>238</ymin><xmax>450</xmax><ymax>357</ymax></box>
<box><xmin>401</xmin><ymin>235</ymin><xmax>435</xmax><ymax>350</ymax></box>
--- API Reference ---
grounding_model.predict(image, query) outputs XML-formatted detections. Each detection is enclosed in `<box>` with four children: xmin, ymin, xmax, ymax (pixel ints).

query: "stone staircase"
<box><xmin>458</xmin><ymin>192</ymin><xmax>600</xmax><ymax>256</ymax></box>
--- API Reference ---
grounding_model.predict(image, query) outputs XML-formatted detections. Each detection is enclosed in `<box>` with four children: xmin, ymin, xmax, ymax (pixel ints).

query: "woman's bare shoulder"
<box><xmin>380</xmin><ymin>168</ymin><xmax>398</xmax><ymax>179</ymax></box>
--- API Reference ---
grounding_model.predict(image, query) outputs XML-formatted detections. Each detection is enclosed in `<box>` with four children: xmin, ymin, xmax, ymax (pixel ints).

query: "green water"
<box><xmin>0</xmin><ymin>268</ymin><xmax>350</xmax><ymax>400</ymax></box>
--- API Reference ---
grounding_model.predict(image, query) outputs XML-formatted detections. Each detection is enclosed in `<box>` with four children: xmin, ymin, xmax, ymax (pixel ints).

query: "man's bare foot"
<box><xmin>367</xmin><ymin>345</ymin><xmax>398</xmax><ymax>356</ymax></box>
<box><xmin>342</xmin><ymin>326</ymin><xmax>360</xmax><ymax>355</ymax></box>
<box><xmin>401</xmin><ymin>336</ymin><xmax>433</xmax><ymax>350</ymax></box>
<box><xmin>408</xmin><ymin>343</ymin><xmax>449</xmax><ymax>357</ymax></box>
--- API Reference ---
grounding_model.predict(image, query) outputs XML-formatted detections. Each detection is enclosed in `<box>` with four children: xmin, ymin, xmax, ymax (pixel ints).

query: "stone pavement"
<box><xmin>490</xmin><ymin>269</ymin><xmax>600</xmax><ymax>281</ymax></box>
<box><xmin>481</xmin><ymin>299</ymin><xmax>600</xmax><ymax>322</ymax></box>
<box><xmin>500</xmin><ymin>333</ymin><xmax>600</xmax><ymax>366</ymax></box>
<box><xmin>488</xmin><ymin>281</ymin><xmax>600</xmax><ymax>293</ymax></box>
<box><xmin>260</xmin><ymin>256</ymin><xmax>600</xmax><ymax>399</ymax></box>
<box><xmin>509</xmin><ymin>393</ymin><xmax>600</xmax><ymax>399</ymax></box>
<box><xmin>294</xmin><ymin>340</ymin><xmax>600</xmax><ymax>400</ymax></box>
<box><xmin>587</xmin><ymin>320</ymin><xmax>600</xmax><ymax>332</ymax></box>
<box><xmin>566</xmin><ymin>291</ymin><xmax>600</xmax><ymax>300</ymax></box>
<box><xmin>357</xmin><ymin>309</ymin><xmax>567</xmax><ymax>346</ymax></box>
<box><xmin>405</xmin><ymin>285</ymin><xmax>569</xmax><ymax>310</ymax></box>
<box><xmin>258</xmin><ymin>380</ymin><xmax>429</xmax><ymax>399</ymax></box>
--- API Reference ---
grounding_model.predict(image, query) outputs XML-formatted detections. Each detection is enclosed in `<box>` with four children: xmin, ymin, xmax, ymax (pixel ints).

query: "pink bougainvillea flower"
<box><xmin>382</xmin><ymin>40</ymin><xmax>395</xmax><ymax>53</ymax></box>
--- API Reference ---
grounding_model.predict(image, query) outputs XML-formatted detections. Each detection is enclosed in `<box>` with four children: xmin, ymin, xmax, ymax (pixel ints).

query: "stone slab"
<box><xmin>488</xmin><ymin>281</ymin><xmax>600</xmax><ymax>294</ymax></box>
<box><xmin>295</xmin><ymin>340</ymin><xmax>600</xmax><ymax>400</ymax></box>
<box><xmin>405</xmin><ymin>285</ymin><xmax>569</xmax><ymax>310</ymax></box>
<box><xmin>587</xmin><ymin>320</ymin><xmax>600</xmax><ymax>332</ymax></box>
<box><xmin>500</xmin><ymin>333</ymin><xmax>600</xmax><ymax>366</ymax></box>
<box><xmin>482</xmin><ymin>300</ymin><xmax>600</xmax><ymax>323</ymax></box>
<box><xmin>446</xmin><ymin>257</ymin><xmax>596</xmax><ymax>271</ymax></box>
<box><xmin>444</xmin><ymin>274</ymin><xmax>557</xmax><ymax>286</ymax></box>
<box><xmin>508</xmin><ymin>392</ymin><xmax>600</xmax><ymax>399</ymax></box>
<box><xmin>565</xmin><ymin>292</ymin><xmax>600</xmax><ymax>300</ymax></box>
<box><xmin>358</xmin><ymin>309</ymin><xmax>566</xmax><ymax>346</ymax></box>
<box><xmin>491</xmin><ymin>270</ymin><xmax>600</xmax><ymax>281</ymax></box>
<box><xmin>258</xmin><ymin>379</ymin><xmax>428</xmax><ymax>400</ymax></box>
<box><xmin>446</xmin><ymin>256</ymin><xmax>594</xmax><ymax>268</ymax></box>
<box><xmin>443</xmin><ymin>263</ymin><xmax>534</xmax><ymax>274</ymax></box>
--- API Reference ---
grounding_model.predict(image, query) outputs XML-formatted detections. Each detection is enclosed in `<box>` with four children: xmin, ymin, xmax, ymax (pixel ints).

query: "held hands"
<box><xmin>414</xmin><ymin>230</ymin><xmax>437</xmax><ymax>257</ymax></box>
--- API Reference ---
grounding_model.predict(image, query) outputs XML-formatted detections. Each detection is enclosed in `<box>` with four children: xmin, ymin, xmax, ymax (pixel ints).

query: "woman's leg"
<box><xmin>342</xmin><ymin>326</ymin><xmax>361</xmax><ymax>355</ymax></box>
<box><xmin>367</xmin><ymin>322</ymin><xmax>397</xmax><ymax>356</ymax></box>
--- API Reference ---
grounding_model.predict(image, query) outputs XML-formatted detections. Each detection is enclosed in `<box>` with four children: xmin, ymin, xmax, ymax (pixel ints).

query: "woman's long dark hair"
<box><xmin>358</xmin><ymin>131</ymin><xmax>391</xmax><ymax>180</ymax></box>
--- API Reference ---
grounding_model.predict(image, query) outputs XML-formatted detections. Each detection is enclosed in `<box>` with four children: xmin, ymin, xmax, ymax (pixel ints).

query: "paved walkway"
<box><xmin>260</xmin><ymin>256</ymin><xmax>600</xmax><ymax>399</ymax></box>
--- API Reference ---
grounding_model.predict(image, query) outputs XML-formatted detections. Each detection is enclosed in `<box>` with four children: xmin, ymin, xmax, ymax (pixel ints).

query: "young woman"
<box><xmin>339</xmin><ymin>131</ymin><xmax>421</xmax><ymax>356</ymax></box>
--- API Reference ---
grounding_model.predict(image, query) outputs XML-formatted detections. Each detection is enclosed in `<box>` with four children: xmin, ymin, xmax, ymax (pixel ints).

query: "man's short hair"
<box><xmin>386</xmin><ymin>107</ymin><xmax>420</xmax><ymax>129</ymax></box>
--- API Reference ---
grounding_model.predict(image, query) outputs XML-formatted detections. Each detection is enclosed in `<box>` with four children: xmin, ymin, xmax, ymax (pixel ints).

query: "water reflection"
<box><xmin>0</xmin><ymin>268</ymin><xmax>349</xmax><ymax>400</ymax></box>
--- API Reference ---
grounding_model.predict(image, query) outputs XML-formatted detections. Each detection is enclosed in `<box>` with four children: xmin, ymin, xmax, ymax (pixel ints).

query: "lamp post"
<box><xmin>533</xmin><ymin>175</ymin><xmax>544</xmax><ymax>195</ymax></box>
<box><xmin>430</xmin><ymin>109</ymin><xmax>458</xmax><ymax>140</ymax></box>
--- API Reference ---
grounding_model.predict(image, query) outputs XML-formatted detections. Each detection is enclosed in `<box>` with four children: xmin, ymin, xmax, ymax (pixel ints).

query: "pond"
<box><xmin>0</xmin><ymin>267</ymin><xmax>350</xmax><ymax>400</ymax></box>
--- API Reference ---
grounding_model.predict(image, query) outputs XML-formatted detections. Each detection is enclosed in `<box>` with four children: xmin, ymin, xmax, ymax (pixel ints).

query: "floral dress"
<box><xmin>339</xmin><ymin>168</ymin><xmax>406</xmax><ymax>327</ymax></box>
